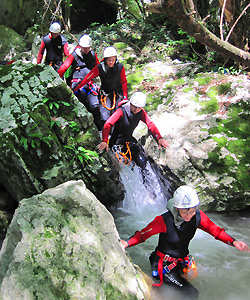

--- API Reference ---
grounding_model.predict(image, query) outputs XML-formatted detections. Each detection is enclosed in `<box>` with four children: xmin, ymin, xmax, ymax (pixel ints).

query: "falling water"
<box><xmin>113</xmin><ymin>160</ymin><xmax>250</xmax><ymax>300</ymax></box>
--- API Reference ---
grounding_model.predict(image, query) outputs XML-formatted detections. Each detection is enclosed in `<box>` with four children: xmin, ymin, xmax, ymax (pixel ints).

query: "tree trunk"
<box><xmin>147</xmin><ymin>0</ymin><xmax>250</xmax><ymax>67</ymax></box>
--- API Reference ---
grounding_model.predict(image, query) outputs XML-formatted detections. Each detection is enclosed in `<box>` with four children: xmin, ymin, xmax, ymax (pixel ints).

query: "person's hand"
<box><xmin>158</xmin><ymin>138</ymin><xmax>169</xmax><ymax>149</ymax></box>
<box><xmin>98</xmin><ymin>141</ymin><xmax>109</xmax><ymax>152</ymax></box>
<box><xmin>233</xmin><ymin>241</ymin><xmax>250</xmax><ymax>252</ymax></box>
<box><xmin>120</xmin><ymin>240</ymin><xmax>128</xmax><ymax>249</ymax></box>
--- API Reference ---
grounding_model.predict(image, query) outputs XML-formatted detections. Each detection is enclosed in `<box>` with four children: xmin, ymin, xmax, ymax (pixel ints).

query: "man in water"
<box><xmin>98</xmin><ymin>91</ymin><xmax>168</xmax><ymax>168</ymax></box>
<box><xmin>120</xmin><ymin>185</ymin><xmax>250</xmax><ymax>299</ymax></box>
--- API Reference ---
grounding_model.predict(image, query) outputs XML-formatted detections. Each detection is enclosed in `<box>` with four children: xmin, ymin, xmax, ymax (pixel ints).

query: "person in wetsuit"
<box><xmin>37</xmin><ymin>22</ymin><xmax>69</xmax><ymax>72</ymax></box>
<box><xmin>73</xmin><ymin>46</ymin><xmax>128</xmax><ymax>129</ymax></box>
<box><xmin>120</xmin><ymin>186</ymin><xmax>250</xmax><ymax>299</ymax></box>
<box><xmin>98</xmin><ymin>91</ymin><xmax>168</xmax><ymax>168</ymax></box>
<box><xmin>57</xmin><ymin>34</ymin><xmax>102</xmax><ymax>130</ymax></box>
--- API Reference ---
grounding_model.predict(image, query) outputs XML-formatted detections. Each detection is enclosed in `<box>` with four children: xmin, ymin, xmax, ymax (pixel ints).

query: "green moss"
<box><xmin>202</xmin><ymin>98</ymin><xmax>250</xmax><ymax>193</ymax></box>
<box><xmin>199</xmin><ymin>97</ymin><xmax>219</xmax><ymax>114</ymax></box>
<box><xmin>207</xmin><ymin>83</ymin><xmax>232</xmax><ymax>97</ymax></box>
<box><xmin>183</xmin><ymin>87</ymin><xmax>193</xmax><ymax>93</ymax></box>
<box><xmin>127</xmin><ymin>70</ymin><xmax>144</xmax><ymax>91</ymax></box>
<box><xmin>168</xmin><ymin>78</ymin><xmax>186</xmax><ymax>86</ymax></box>
<box><xmin>194</xmin><ymin>76</ymin><xmax>212</xmax><ymax>86</ymax></box>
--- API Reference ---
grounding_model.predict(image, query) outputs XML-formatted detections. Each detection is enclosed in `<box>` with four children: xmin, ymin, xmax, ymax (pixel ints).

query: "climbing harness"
<box><xmin>100</xmin><ymin>91</ymin><xmax>116</xmax><ymax>110</ymax></box>
<box><xmin>88</xmin><ymin>81</ymin><xmax>99</xmax><ymax>96</ymax></box>
<box><xmin>153</xmin><ymin>250</ymin><xmax>190</xmax><ymax>287</ymax></box>
<box><xmin>111</xmin><ymin>142</ymin><xmax>132</xmax><ymax>165</ymax></box>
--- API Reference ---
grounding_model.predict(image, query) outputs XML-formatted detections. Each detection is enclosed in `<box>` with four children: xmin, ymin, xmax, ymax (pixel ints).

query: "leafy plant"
<box><xmin>43</xmin><ymin>98</ymin><xmax>70</xmax><ymax>115</ymax></box>
<box><xmin>64</xmin><ymin>138</ymin><xmax>99</xmax><ymax>165</ymax></box>
<box><xmin>19</xmin><ymin>123</ymin><xmax>54</xmax><ymax>150</ymax></box>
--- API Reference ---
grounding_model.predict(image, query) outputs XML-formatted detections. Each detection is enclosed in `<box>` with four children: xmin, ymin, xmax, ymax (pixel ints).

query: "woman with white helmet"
<box><xmin>37</xmin><ymin>22</ymin><xmax>69</xmax><ymax>71</ymax></box>
<box><xmin>98</xmin><ymin>91</ymin><xmax>168</xmax><ymax>168</ymax></box>
<box><xmin>57</xmin><ymin>35</ymin><xmax>102</xmax><ymax>130</ymax></box>
<box><xmin>120</xmin><ymin>185</ymin><xmax>250</xmax><ymax>299</ymax></box>
<box><xmin>73</xmin><ymin>46</ymin><xmax>128</xmax><ymax>128</ymax></box>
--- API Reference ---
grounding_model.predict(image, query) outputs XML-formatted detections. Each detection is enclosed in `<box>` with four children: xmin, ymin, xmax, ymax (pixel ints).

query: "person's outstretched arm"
<box><xmin>120</xmin><ymin>215</ymin><xmax>167</xmax><ymax>249</ymax></box>
<box><xmin>199</xmin><ymin>210</ymin><xmax>250</xmax><ymax>252</ymax></box>
<box><xmin>73</xmin><ymin>65</ymin><xmax>99</xmax><ymax>92</ymax></box>
<box><xmin>97</xmin><ymin>108</ymin><xmax>124</xmax><ymax>152</ymax></box>
<box><xmin>140</xmin><ymin>109</ymin><xmax>169</xmax><ymax>149</ymax></box>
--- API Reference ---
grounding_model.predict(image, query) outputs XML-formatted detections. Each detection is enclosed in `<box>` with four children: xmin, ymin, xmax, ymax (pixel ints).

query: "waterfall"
<box><xmin>118</xmin><ymin>160</ymin><xmax>171</xmax><ymax>214</ymax></box>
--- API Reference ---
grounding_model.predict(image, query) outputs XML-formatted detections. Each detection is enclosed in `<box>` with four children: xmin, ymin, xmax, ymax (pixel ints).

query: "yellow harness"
<box><xmin>100</xmin><ymin>91</ymin><xmax>116</xmax><ymax>110</ymax></box>
<box><xmin>112</xmin><ymin>142</ymin><xmax>132</xmax><ymax>165</ymax></box>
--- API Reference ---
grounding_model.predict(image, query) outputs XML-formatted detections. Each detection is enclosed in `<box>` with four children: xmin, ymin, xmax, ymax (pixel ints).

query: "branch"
<box><xmin>220</xmin><ymin>0</ymin><xmax>227</xmax><ymax>41</ymax></box>
<box><xmin>147</xmin><ymin>0</ymin><xmax>250</xmax><ymax>66</ymax></box>
<box><xmin>225</xmin><ymin>3</ymin><xmax>250</xmax><ymax>42</ymax></box>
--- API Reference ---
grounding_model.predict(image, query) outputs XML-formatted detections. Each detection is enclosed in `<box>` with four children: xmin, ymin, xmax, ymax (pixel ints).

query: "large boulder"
<box><xmin>0</xmin><ymin>180</ymin><xmax>151</xmax><ymax>299</ymax></box>
<box><xmin>0</xmin><ymin>61</ymin><xmax>123</xmax><ymax>210</ymax></box>
<box><xmin>133</xmin><ymin>63</ymin><xmax>250</xmax><ymax>211</ymax></box>
<box><xmin>0</xmin><ymin>0</ymin><xmax>37</xmax><ymax>35</ymax></box>
<box><xmin>0</xmin><ymin>25</ymin><xmax>26</xmax><ymax>61</ymax></box>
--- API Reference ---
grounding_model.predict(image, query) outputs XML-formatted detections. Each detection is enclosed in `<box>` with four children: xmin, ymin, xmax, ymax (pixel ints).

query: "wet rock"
<box><xmin>0</xmin><ymin>61</ymin><xmax>123</xmax><ymax>213</ymax></box>
<box><xmin>0</xmin><ymin>180</ymin><xmax>151</xmax><ymax>300</ymax></box>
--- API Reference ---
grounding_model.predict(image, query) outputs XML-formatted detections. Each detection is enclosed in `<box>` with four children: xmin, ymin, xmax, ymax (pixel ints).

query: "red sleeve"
<box><xmin>57</xmin><ymin>54</ymin><xmax>74</xmax><ymax>77</ymax></box>
<box><xmin>73</xmin><ymin>65</ymin><xmax>100</xmax><ymax>92</ymax></box>
<box><xmin>140</xmin><ymin>109</ymin><xmax>163</xmax><ymax>140</ymax></box>
<box><xmin>127</xmin><ymin>215</ymin><xmax>167</xmax><ymax>247</ymax></box>
<box><xmin>102</xmin><ymin>108</ymin><xmax>124</xmax><ymax>142</ymax></box>
<box><xmin>37</xmin><ymin>41</ymin><xmax>45</xmax><ymax>64</ymax></box>
<box><xmin>63</xmin><ymin>43</ymin><xmax>70</xmax><ymax>56</ymax></box>
<box><xmin>95</xmin><ymin>53</ymin><xmax>100</xmax><ymax>65</ymax></box>
<box><xmin>120</xmin><ymin>67</ymin><xmax>128</xmax><ymax>99</ymax></box>
<box><xmin>198</xmin><ymin>210</ymin><xmax>235</xmax><ymax>246</ymax></box>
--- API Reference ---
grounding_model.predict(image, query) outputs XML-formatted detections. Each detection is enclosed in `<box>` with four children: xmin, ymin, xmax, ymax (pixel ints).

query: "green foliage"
<box><xmin>64</xmin><ymin>137</ymin><xmax>99</xmax><ymax>165</ymax></box>
<box><xmin>198</xmin><ymin>82</ymin><xmax>232</xmax><ymax>114</ymax></box>
<box><xmin>204</xmin><ymin>100</ymin><xmax>250</xmax><ymax>190</ymax></box>
<box><xmin>19</xmin><ymin>123</ymin><xmax>54</xmax><ymax>150</ymax></box>
<box><xmin>43</xmin><ymin>97</ymin><xmax>70</xmax><ymax>115</ymax></box>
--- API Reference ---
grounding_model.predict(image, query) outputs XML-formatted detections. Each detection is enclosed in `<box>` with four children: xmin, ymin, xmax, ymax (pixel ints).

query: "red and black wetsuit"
<box><xmin>57</xmin><ymin>46</ymin><xmax>99</xmax><ymax>79</ymax></box>
<box><xmin>37</xmin><ymin>33</ymin><xmax>69</xmax><ymax>71</ymax></box>
<box><xmin>73</xmin><ymin>59</ymin><xmax>128</xmax><ymax>126</ymax></box>
<box><xmin>73</xmin><ymin>59</ymin><xmax>127</xmax><ymax>98</ymax></box>
<box><xmin>58</xmin><ymin>46</ymin><xmax>102</xmax><ymax>130</ymax></box>
<box><xmin>127</xmin><ymin>209</ymin><xmax>235</xmax><ymax>298</ymax></box>
<box><xmin>102</xmin><ymin>102</ymin><xmax>162</xmax><ymax>145</ymax></box>
<box><xmin>102</xmin><ymin>102</ymin><xmax>162</xmax><ymax>168</ymax></box>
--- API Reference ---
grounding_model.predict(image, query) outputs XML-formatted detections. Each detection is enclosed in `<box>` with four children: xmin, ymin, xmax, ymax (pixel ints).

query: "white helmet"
<box><xmin>49</xmin><ymin>22</ymin><xmax>61</xmax><ymax>33</ymax></box>
<box><xmin>173</xmin><ymin>186</ymin><xmax>200</xmax><ymax>209</ymax></box>
<box><xmin>79</xmin><ymin>35</ymin><xmax>92</xmax><ymax>47</ymax></box>
<box><xmin>103</xmin><ymin>46</ymin><xmax>117</xmax><ymax>58</ymax></box>
<box><xmin>130</xmin><ymin>92</ymin><xmax>146</xmax><ymax>107</ymax></box>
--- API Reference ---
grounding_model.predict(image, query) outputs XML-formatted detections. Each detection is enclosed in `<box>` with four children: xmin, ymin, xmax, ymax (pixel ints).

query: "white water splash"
<box><xmin>118</xmin><ymin>161</ymin><xmax>168</xmax><ymax>214</ymax></box>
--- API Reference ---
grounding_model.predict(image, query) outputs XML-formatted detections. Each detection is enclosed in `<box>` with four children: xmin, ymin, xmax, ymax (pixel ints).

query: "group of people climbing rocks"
<box><xmin>38</xmin><ymin>22</ymin><xmax>250</xmax><ymax>299</ymax></box>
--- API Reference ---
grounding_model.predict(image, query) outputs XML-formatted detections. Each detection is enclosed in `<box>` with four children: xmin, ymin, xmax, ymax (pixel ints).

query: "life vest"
<box><xmin>71</xmin><ymin>48</ymin><xmax>96</xmax><ymax>79</ymax></box>
<box><xmin>97</xmin><ymin>60</ymin><xmax>123</xmax><ymax>95</ymax></box>
<box><xmin>156</xmin><ymin>210</ymin><xmax>201</xmax><ymax>258</ymax></box>
<box><xmin>109</xmin><ymin>102</ymin><xmax>142</xmax><ymax>147</ymax></box>
<box><xmin>43</xmin><ymin>34</ymin><xmax>67</xmax><ymax>64</ymax></box>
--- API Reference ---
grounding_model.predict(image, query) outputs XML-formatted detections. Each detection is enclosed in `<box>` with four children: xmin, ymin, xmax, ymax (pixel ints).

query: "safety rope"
<box><xmin>100</xmin><ymin>91</ymin><xmax>116</xmax><ymax>110</ymax></box>
<box><xmin>112</xmin><ymin>142</ymin><xmax>132</xmax><ymax>165</ymax></box>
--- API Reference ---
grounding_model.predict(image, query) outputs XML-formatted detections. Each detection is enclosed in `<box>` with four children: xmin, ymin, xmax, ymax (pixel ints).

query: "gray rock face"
<box><xmin>0</xmin><ymin>61</ymin><xmax>123</xmax><ymax>210</ymax></box>
<box><xmin>135</xmin><ymin>64</ymin><xmax>250</xmax><ymax>211</ymax></box>
<box><xmin>0</xmin><ymin>180</ymin><xmax>151</xmax><ymax>300</ymax></box>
